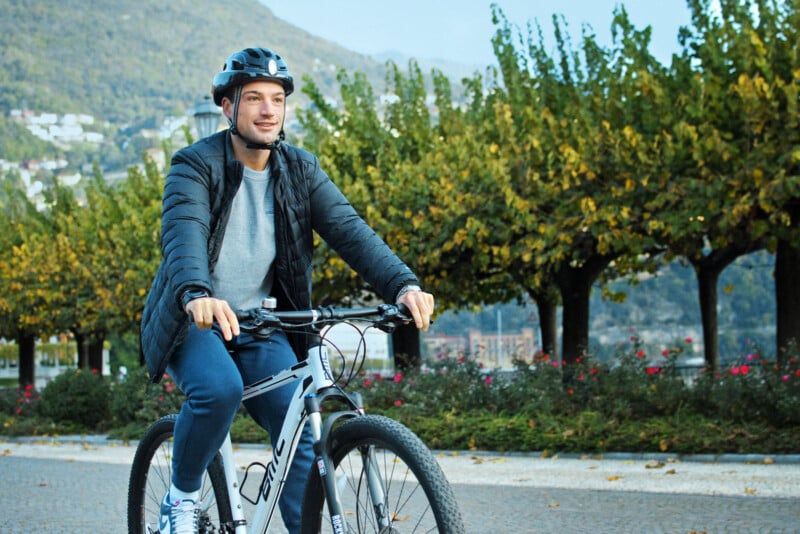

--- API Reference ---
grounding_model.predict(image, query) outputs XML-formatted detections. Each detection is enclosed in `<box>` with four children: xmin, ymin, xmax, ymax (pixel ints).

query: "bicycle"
<box><xmin>127</xmin><ymin>300</ymin><xmax>465</xmax><ymax>533</ymax></box>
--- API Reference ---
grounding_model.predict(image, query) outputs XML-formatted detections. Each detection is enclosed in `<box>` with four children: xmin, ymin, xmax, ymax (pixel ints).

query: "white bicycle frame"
<box><xmin>218</xmin><ymin>342</ymin><xmax>339</xmax><ymax>534</ymax></box>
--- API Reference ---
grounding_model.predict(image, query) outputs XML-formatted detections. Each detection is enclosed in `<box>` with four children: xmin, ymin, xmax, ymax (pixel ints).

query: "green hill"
<box><xmin>0</xmin><ymin>0</ymin><xmax>386</xmax><ymax>124</ymax></box>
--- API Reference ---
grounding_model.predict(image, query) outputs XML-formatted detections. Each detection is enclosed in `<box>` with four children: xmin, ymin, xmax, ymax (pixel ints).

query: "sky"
<box><xmin>266</xmin><ymin>1</ymin><xmax>695</xmax><ymax>67</ymax></box>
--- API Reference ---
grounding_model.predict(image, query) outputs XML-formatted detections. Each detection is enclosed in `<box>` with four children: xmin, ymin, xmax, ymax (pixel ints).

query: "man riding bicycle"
<box><xmin>139</xmin><ymin>46</ymin><xmax>434</xmax><ymax>534</ymax></box>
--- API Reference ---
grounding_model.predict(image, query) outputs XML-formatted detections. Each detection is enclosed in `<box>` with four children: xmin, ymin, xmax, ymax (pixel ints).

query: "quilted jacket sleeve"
<box><xmin>160</xmin><ymin>146</ymin><xmax>216</xmax><ymax>302</ymax></box>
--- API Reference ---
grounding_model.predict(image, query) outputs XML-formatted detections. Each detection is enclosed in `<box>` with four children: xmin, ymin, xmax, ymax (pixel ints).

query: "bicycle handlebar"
<box><xmin>236</xmin><ymin>303</ymin><xmax>412</xmax><ymax>335</ymax></box>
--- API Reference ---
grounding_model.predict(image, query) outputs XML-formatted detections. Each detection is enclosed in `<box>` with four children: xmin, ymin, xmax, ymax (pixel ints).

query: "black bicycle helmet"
<box><xmin>212</xmin><ymin>47</ymin><xmax>294</xmax><ymax>106</ymax></box>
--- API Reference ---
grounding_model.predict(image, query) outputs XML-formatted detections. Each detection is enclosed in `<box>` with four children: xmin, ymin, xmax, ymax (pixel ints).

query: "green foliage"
<box><xmin>107</xmin><ymin>368</ymin><xmax>184</xmax><ymax>438</ymax></box>
<box><xmin>0</xmin><ymin>116</ymin><xmax>56</xmax><ymax>161</ymax></box>
<box><xmin>2</xmin><ymin>341</ymin><xmax>800</xmax><ymax>454</ymax></box>
<box><xmin>356</xmin><ymin>340</ymin><xmax>800</xmax><ymax>454</ymax></box>
<box><xmin>0</xmin><ymin>383</ymin><xmax>41</xmax><ymax>417</ymax></box>
<box><xmin>39</xmin><ymin>369</ymin><xmax>111</xmax><ymax>429</ymax></box>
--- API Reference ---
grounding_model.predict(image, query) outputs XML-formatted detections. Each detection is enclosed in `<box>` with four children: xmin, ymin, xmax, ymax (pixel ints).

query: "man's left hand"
<box><xmin>397</xmin><ymin>289</ymin><xmax>435</xmax><ymax>331</ymax></box>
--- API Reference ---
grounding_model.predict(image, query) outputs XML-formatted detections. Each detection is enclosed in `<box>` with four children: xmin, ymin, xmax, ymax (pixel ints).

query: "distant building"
<box><xmin>424</xmin><ymin>328</ymin><xmax>538</xmax><ymax>370</ymax></box>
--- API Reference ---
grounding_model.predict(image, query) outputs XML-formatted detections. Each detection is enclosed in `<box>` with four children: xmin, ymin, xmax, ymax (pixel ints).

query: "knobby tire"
<box><xmin>127</xmin><ymin>414</ymin><xmax>234</xmax><ymax>534</ymax></box>
<box><xmin>300</xmin><ymin>414</ymin><xmax>464</xmax><ymax>533</ymax></box>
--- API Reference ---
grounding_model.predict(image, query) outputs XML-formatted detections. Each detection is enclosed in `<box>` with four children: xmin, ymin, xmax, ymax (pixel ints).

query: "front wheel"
<box><xmin>127</xmin><ymin>414</ymin><xmax>234</xmax><ymax>534</ymax></box>
<box><xmin>301</xmin><ymin>414</ymin><xmax>464</xmax><ymax>533</ymax></box>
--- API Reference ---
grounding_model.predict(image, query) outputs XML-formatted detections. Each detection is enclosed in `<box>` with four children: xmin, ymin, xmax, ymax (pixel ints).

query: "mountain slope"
<box><xmin>0</xmin><ymin>0</ymin><xmax>386</xmax><ymax>124</ymax></box>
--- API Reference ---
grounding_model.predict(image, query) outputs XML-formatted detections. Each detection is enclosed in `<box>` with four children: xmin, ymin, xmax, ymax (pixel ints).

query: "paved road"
<box><xmin>1</xmin><ymin>437</ymin><xmax>799</xmax><ymax>533</ymax></box>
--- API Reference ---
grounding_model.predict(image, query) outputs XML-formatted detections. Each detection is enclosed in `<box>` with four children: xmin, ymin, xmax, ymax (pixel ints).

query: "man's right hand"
<box><xmin>185</xmin><ymin>297</ymin><xmax>240</xmax><ymax>341</ymax></box>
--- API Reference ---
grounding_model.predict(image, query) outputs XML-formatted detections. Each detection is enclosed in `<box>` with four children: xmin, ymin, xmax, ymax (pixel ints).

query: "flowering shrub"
<box><xmin>40</xmin><ymin>368</ymin><xmax>111</xmax><ymax>429</ymax></box>
<box><xmin>110</xmin><ymin>367</ymin><xmax>184</xmax><ymax>430</ymax></box>
<box><xmin>689</xmin><ymin>342</ymin><xmax>800</xmax><ymax>426</ymax></box>
<box><xmin>354</xmin><ymin>351</ymin><xmax>498</xmax><ymax>416</ymax></box>
<box><xmin>1</xmin><ymin>333</ymin><xmax>799</xmax><ymax>453</ymax></box>
<box><xmin>0</xmin><ymin>383</ymin><xmax>42</xmax><ymax>417</ymax></box>
<box><xmin>355</xmin><ymin>332</ymin><xmax>800</xmax><ymax>453</ymax></box>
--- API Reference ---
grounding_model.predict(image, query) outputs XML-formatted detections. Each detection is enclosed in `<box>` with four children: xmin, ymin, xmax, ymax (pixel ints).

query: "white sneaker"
<box><xmin>159</xmin><ymin>492</ymin><xmax>199</xmax><ymax>534</ymax></box>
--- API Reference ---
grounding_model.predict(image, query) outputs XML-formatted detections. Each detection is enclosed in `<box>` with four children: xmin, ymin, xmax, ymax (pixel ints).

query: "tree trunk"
<box><xmin>88</xmin><ymin>335</ymin><xmax>105</xmax><ymax>377</ymax></box>
<box><xmin>557</xmin><ymin>269</ymin><xmax>593</xmax><ymax>366</ymax></box>
<box><xmin>695</xmin><ymin>265</ymin><xmax>721</xmax><ymax>374</ymax></box>
<box><xmin>530</xmin><ymin>286</ymin><xmax>559</xmax><ymax>358</ymax></box>
<box><xmin>775</xmin><ymin>238</ymin><xmax>800</xmax><ymax>364</ymax></box>
<box><xmin>73</xmin><ymin>330</ymin><xmax>89</xmax><ymax>369</ymax></box>
<box><xmin>689</xmin><ymin>243</ymin><xmax>752</xmax><ymax>374</ymax></box>
<box><xmin>391</xmin><ymin>322</ymin><xmax>421</xmax><ymax>370</ymax></box>
<box><xmin>555</xmin><ymin>250</ymin><xmax>614</xmax><ymax>373</ymax></box>
<box><xmin>17</xmin><ymin>333</ymin><xmax>36</xmax><ymax>387</ymax></box>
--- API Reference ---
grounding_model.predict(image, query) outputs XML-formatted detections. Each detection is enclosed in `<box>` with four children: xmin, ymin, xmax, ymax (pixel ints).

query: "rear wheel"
<box><xmin>300</xmin><ymin>415</ymin><xmax>464</xmax><ymax>533</ymax></box>
<box><xmin>127</xmin><ymin>414</ymin><xmax>234</xmax><ymax>533</ymax></box>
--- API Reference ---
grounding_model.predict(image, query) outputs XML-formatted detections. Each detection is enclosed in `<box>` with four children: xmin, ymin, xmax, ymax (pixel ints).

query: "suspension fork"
<box><xmin>306</xmin><ymin>394</ymin><xmax>348</xmax><ymax>533</ymax></box>
<box><xmin>307</xmin><ymin>391</ymin><xmax>391</xmax><ymax>531</ymax></box>
<box><xmin>362</xmin><ymin>444</ymin><xmax>390</xmax><ymax>529</ymax></box>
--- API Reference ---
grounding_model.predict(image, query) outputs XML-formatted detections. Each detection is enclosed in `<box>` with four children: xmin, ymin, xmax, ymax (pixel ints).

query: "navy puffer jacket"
<box><xmin>140</xmin><ymin>130</ymin><xmax>418</xmax><ymax>382</ymax></box>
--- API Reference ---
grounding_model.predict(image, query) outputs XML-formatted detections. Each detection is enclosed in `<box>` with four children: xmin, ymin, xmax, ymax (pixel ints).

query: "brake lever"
<box><xmin>374</xmin><ymin>303</ymin><xmax>414</xmax><ymax>333</ymax></box>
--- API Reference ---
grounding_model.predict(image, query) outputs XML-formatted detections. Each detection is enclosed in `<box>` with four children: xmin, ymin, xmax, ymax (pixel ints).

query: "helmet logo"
<box><xmin>267</xmin><ymin>59</ymin><xmax>278</xmax><ymax>75</ymax></box>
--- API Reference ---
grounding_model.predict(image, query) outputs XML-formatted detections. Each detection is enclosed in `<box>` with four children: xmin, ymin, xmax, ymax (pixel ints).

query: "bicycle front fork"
<box><xmin>305</xmin><ymin>394</ymin><xmax>391</xmax><ymax>531</ymax></box>
<box><xmin>306</xmin><ymin>395</ymin><xmax>348</xmax><ymax>531</ymax></box>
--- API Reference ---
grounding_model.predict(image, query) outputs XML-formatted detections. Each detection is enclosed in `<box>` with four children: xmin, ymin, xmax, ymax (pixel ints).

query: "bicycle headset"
<box><xmin>211</xmin><ymin>47</ymin><xmax>295</xmax><ymax>150</ymax></box>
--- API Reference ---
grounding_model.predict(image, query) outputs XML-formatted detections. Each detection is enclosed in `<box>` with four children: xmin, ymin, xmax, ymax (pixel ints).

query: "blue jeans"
<box><xmin>167</xmin><ymin>324</ymin><xmax>315</xmax><ymax>533</ymax></box>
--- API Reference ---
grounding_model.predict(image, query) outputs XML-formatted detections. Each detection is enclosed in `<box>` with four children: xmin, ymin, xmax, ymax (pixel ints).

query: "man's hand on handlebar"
<box><xmin>185</xmin><ymin>297</ymin><xmax>240</xmax><ymax>341</ymax></box>
<box><xmin>397</xmin><ymin>289</ymin><xmax>435</xmax><ymax>332</ymax></box>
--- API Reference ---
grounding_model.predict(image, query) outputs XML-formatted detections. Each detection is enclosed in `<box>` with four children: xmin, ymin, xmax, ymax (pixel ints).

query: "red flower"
<box><xmin>394</xmin><ymin>400</ymin><xmax>402</xmax><ymax>407</ymax></box>
<box><xmin>740</xmin><ymin>365</ymin><xmax>750</xmax><ymax>375</ymax></box>
<box><xmin>484</xmin><ymin>376</ymin><xmax>493</xmax><ymax>385</ymax></box>
<box><xmin>363</xmin><ymin>379</ymin><xmax>372</xmax><ymax>388</ymax></box>
<box><xmin>662</xmin><ymin>349</ymin><xmax>669</xmax><ymax>356</ymax></box>
<box><xmin>636</xmin><ymin>350</ymin><xmax>645</xmax><ymax>359</ymax></box>
<box><xmin>567</xmin><ymin>388</ymin><xmax>574</xmax><ymax>395</ymax></box>
<box><xmin>646</xmin><ymin>367</ymin><xmax>659</xmax><ymax>375</ymax></box>
<box><xmin>685</xmin><ymin>337</ymin><xmax>693</xmax><ymax>343</ymax></box>
<box><xmin>393</xmin><ymin>373</ymin><xmax>403</xmax><ymax>383</ymax></box>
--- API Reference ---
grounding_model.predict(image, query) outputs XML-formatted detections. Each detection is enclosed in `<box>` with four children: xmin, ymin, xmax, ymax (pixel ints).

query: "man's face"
<box><xmin>224</xmin><ymin>80</ymin><xmax>286</xmax><ymax>146</ymax></box>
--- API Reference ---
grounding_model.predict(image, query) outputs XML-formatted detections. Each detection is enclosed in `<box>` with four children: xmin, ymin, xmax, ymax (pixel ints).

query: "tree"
<box><xmin>478</xmin><ymin>5</ymin><xmax>675</xmax><ymax>368</ymax></box>
<box><xmin>664</xmin><ymin>0</ymin><xmax>800</xmax><ymax>368</ymax></box>
<box><xmin>0</xmin><ymin>180</ymin><xmax>62</xmax><ymax>385</ymax></box>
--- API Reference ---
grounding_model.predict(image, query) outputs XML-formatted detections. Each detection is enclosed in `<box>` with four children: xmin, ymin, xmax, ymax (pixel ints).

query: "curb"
<box><xmin>4</xmin><ymin>434</ymin><xmax>800</xmax><ymax>464</ymax></box>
